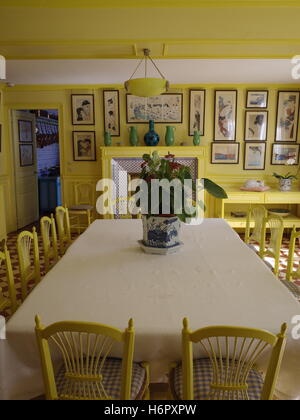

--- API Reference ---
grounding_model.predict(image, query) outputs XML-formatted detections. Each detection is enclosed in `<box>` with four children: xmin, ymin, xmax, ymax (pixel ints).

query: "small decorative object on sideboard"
<box><xmin>273</xmin><ymin>157</ymin><xmax>299</xmax><ymax>191</ymax></box>
<box><xmin>129</xmin><ymin>126</ymin><xmax>138</xmax><ymax>146</ymax></box>
<box><xmin>240</xmin><ymin>179</ymin><xmax>270</xmax><ymax>192</ymax></box>
<box><xmin>273</xmin><ymin>172</ymin><xmax>297</xmax><ymax>192</ymax></box>
<box><xmin>165</xmin><ymin>126</ymin><xmax>175</xmax><ymax>146</ymax></box>
<box><xmin>144</xmin><ymin>120</ymin><xmax>160</xmax><ymax>146</ymax></box>
<box><xmin>138</xmin><ymin>151</ymin><xmax>227</xmax><ymax>254</ymax></box>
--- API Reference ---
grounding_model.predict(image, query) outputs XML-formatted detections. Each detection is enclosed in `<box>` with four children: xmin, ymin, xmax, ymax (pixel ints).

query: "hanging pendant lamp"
<box><xmin>124</xmin><ymin>49</ymin><xmax>169</xmax><ymax>97</ymax></box>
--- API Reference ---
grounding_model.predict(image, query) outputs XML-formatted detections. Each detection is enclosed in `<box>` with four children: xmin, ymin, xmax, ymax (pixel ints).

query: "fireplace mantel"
<box><xmin>100</xmin><ymin>146</ymin><xmax>207</xmax><ymax>180</ymax></box>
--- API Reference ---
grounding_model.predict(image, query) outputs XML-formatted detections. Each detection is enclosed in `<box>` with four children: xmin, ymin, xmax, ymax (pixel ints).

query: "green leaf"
<box><xmin>203</xmin><ymin>178</ymin><xmax>228</xmax><ymax>199</ymax></box>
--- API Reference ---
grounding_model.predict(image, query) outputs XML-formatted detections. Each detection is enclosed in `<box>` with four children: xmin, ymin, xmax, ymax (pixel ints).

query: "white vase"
<box><xmin>142</xmin><ymin>215</ymin><xmax>181</xmax><ymax>248</ymax></box>
<box><xmin>279</xmin><ymin>178</ymin><xmax>292</xmax><ymax>192</ymax></box>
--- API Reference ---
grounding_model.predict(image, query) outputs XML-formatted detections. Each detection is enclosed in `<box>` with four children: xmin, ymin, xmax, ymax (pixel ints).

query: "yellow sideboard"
<box><xmin>215</xmin><ymin>186</ymin><xmax>300</xmax><ymax>228</ymax></box>
<box><xmin>0</xmin><ymin>185</ymin><xmax>6</xmax><ymax>241</ymax></box>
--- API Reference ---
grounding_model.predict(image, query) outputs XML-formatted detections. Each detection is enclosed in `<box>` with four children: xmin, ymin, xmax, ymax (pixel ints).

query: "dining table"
<box><xmin>1</xmin><ymin>218</ymin><xmax>300</xmax><ymax>400</ymax></box>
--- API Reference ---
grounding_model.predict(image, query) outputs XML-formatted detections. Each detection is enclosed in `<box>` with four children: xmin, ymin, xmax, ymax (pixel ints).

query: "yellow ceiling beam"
<box><xmin>1</xmin><ymin>0</ymin><xmax>300</xmax><ymax>7</ymax></box>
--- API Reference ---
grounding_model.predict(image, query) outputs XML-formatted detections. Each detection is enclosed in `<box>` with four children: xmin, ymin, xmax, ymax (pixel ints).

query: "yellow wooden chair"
<box><xmin>17</xmin><ymin>227</ymin><xmax>41</xmax><ymax>301</ymax></box>
<box><xmin>40</xmin><ymin>214</ymin><xmax>59</xmax><ymax>274</ymax></box>
<box><xmin>169</xmin><ymin>318</ymin><xmax>287</xmax><ymax>400</ymax></box>
<box><xmin>68</xmin><ymin>183</ymin><xmax>95</xmax><ymax>234</ymax></box>
<box><xmin>0</xmin><ymin>243</ymin><xmax>18</xmax><ymax>314</ymax></box>
<box><xmin>245</xmin><ymin>205</ymin><xmax>267</xmax><ymax>253</ymax></box>
<box><xmin>260</xmin><ymin>214</ymin><xmax>284</xmax><ymax>277</ymax></box>
<box><xmin>35</xmin><ymin>316</ymin><xmax>150</xmax><ymax>400</ymax></box>
<box><xmin>286</xmin><ymin>226</ymin><xmax>300</xmax><ymax>281</ymax></box>
<box><xmin>55</xmin><ymin>206</ymin><xmax>72</xmax><ymax>256</ymax></box>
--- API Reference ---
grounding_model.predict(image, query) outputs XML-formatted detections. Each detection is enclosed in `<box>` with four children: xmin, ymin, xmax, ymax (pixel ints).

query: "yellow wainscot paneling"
<box><xmin>0</xmin><ymin>184</ymin><xmax>6</xmax><ymax>241</ymax></box>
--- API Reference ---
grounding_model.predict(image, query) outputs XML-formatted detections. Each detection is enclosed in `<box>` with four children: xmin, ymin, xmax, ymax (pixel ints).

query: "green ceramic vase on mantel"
<box><xmin>129</xmin><ymin>126</ymin><xmax>139</xmax><ymax>146</ymax></box>
<box><xmin>104</xmin><ymin>131</ymin><xmax>112</xmax><ymax>146</ymax></box>
<box><xmin>165</xmin><ymin>126</ymin><xmax>176</xmax><ymax>146</ymax></box>
<box><xmin>193</xmin><ymin>130</ymin><xmax>201</xmax><ymax>146</ymax></box>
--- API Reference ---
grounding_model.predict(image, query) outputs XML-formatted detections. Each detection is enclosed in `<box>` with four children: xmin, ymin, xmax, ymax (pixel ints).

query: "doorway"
<box><xmin>11</xmin><ymin>109</ymin><xmax>61</xmax><ymax>230</ymax></box>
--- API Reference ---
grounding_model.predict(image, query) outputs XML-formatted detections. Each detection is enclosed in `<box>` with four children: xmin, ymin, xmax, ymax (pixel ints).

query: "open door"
<box><xmin>12</xmin><ymin>110</ymin><xmax>39</xmax><ymax>229</ymax></box>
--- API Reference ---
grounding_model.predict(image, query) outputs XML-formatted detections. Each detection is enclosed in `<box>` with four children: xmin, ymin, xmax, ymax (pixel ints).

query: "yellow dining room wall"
<box><xmin>1</xmin><ymin>83</ymin><xmax>300</xmax><ymax>233</ymax></box>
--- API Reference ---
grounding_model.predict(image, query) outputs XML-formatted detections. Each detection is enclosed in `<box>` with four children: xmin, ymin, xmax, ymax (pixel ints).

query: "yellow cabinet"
<box><xmin>215</xmin><ymin>186</ymin><xmax>300</xmax><ymax>229</ymax></box>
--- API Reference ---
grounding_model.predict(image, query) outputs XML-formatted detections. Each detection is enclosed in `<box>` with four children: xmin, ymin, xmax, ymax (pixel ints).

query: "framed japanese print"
<box><xmin>214</xmin><ymin>90</ymin><xmax>237</xmax><ymax>141</ymax></box>
<box><xmin>73</xmin><ymin>131</ymin><xmax>96</xmax><ymax>161</ymax></box>
<box><xmin>126</xmin><ymin>94</ymin><xmax>183</xmax><ymax>124</ymax></box>
<box><xmin>244</xmin><ymin>142</ymin><xmax>266</xmax><ymax>170</ymax></box>
<box><xmin>211</xmin><ymin>142</ymin><xmax>240</xmax><ymax>164</ymax></box>
<box><xmin>19</xmin><ymin>144</ymin><xmax>34</xmax><ymax>167</ymax></box>
<box><xmin>244</xmin><ymin>111</ymin><xmax>268</xmax><ymax>141</ymax></box>
<box><xmin>271</xmin><ymin>143</ymin><xmax>300</xmax><ymax>165</ymax></box>
<box><xmin>188</xmin><ymin>89</ymin><xmax>205</xmax><ymax>136</ymax></box>
<box><xmin>71</xmin><ymin>94</ymin><xmax>95</xmax><ymax>125</ymax></box>
<box><xmin>275</xmin><ymin>91</ymin><xmax>300</xmax><ymax>142</ymax></box>
<box><xmin>246</xmin><ymin>91</ymin><xmax>268</xmax><ymax>109</ymax></box>
<box><xmin>103</xmin><ymin>90</ymin><xmax>120</xmax><ymax>136</ymax></box>
<box><xmin>18</xmin><ymin>120</ymin><xmax>33</xmax><ymax>143</ymax></box>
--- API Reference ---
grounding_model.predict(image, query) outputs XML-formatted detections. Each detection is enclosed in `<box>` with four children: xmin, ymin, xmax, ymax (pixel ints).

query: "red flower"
<box><xmin>165</xmin><ymin>154</ymin><xmax>175</xmax><ymax>159</ymax></box>
<box><xmin>169</xmin><ymin>162</ymin><xmax>181</xmax><ymax>170</ymax></box>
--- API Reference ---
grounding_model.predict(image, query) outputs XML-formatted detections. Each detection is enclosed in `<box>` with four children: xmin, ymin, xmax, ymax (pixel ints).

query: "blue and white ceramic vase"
<box><xmin>144</xmin><ymin>120</ymin><xmax>160</xmax><ymax>146</ymax></box>
<box><xmin>142</xmin><ymin>215</ymin><xmax>181</xmax><ymax>248</ymax></box>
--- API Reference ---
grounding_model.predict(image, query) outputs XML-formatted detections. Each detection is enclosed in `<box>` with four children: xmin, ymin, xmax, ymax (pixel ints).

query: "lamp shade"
<box><xmin>125</xmin><ymin>78</ymin><xmax>168</xmax><ymax>97</ymax></box>
<box><xmin>0</xmin><ymin>56</ymin><xmax>5</xmax><ymax>80</ymax></box>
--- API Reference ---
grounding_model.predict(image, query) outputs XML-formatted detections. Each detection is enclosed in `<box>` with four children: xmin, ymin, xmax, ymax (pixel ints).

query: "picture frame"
<box><xmin>103</xmin><ymin>90</ymin><xmax>120</xmax><ymax>137</ymax></box>
<box><xmin>244</xmin><ymin>111</ymin><xmax>268</xmax><ymax>141</ymax></box>
<box><xmin>18</xmin><ymin>120</ymin><xmax>33</xmax><ymax>143</ymax></box>
<box><xmin>246</xmin><ymin>91</ymin><xmax>268</xmax><ymax>109</ymax></box>
<box><xmin>244</xmin><ymin>142</ymin><xmax>266</xmax><ymax>170</ymax></box>
<box><xmin>271</xmin><ymin>143</ymin><xmax>300</xmax><ymax>165</ymax></box>
<box><xmin>19</xmin><ymin>144</ymin><xmax>34</xmax><ymax>167</ymax></box>
<box><xmin>71</xmin><ymin>94</ymin><xmax>95</xmax><ymax>125</ymax></box>
<box><xmin>126</xmin><ymin>93</ymin><xmax>183</xmax><ymax>124</ymax></box>
<box><xmin>73</xmin><ymin>131</ymin><xmax>96</xmax><ymax>161</ymax></box>
<box><xmin>211</xmin><ymin>142</ymin><xmax>240</xmax><ymax>164</ymax></box>
<box><xmin>188</xmin><ymin>89</ymin><xmax>206</xmax><ymax>136</ymax></box>
<box><xmin>214</xmin><ymin>90</ymin><xmax>237</xmax><ymax>141</ymax></box>
<box><xmin>275</xmin><ymin>91</ymin><xmax>300</xmax><ymax>142</ymax></box>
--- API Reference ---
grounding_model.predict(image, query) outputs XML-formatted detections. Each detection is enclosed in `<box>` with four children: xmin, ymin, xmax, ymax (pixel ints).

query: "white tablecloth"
<box><xmin>1</xmin><ymin>219</ymin><xmax>300</xmax><ymax>400</ymax></box>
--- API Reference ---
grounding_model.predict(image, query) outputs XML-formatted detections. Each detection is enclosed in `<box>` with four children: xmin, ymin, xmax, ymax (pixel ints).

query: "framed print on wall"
<box><xmin>271</xmin><ymin>143</ymin><xmax>300</xmax><ymax>165</ymax></box>
<box><xmin>244</xmin><ymin>142</ymin><xmax>266</xmax><ymax>170</ymax></box>
<box><xmin>126</xmin><ymin>93</ymin><xmax>183</xmax><ymax>123</ymax></box>
<box><xmin>71</xmin><ymin>94</ymin><xmax>95</xmax><ymax>125</ymax></box>
<box><xmin>73</xmin><ymin>131</ymin><xmax>96</xmax><ymax>161</ymax></box>
<box><xmin>103</xmin><ymin>90</ymin><xmax>120</xmax><ymax>137</ymax></box>
<box><xmin>188</xmin><ymin>89</ymin><xmax>205</xmax><ymax>136</ymax></box>
<box><xmin>275</xmin><ymin>91</ymin><xmax>300</xmax><ymax>142</ymax></box>
<box><xmin>19</xmin><ymin>144</ymin><xmax>34</xmax><ymax>167</ymax></box>
<box><xmin>214</xmin><ymin>90</ymin><xmax>237</xmax><ymax>141</ymax></box>
<box><xmin>18</xmin><ymin>120</ymin><xmax>33</xmax><ymax>142</ymax></box>
<box><xmin>246</xmin><ymin>91</ymin><xmax>268</xmax><ymax>109</ymax></box>
<box><xmin>244</xmin><ymin>111</ymin><xmax>268</xmax><ymax>141</ymax></box>
<box><xmin>211</xmin><ymin>142</ymin><xmax>240</xmax><ymax>164</ymax></box>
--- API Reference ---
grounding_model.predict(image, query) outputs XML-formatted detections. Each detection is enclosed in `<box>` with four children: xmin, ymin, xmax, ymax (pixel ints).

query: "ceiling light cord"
<box><xmin>128</xmin><ymin>49</ymin><xmax>166</xmax><ymax>81</ymax></box>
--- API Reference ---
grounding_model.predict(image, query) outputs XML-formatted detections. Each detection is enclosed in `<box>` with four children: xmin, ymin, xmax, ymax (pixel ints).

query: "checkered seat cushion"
<box><xmin>69</xmin><ymin>205</ymin><xmax>94</xmax><ymax>211</ymax></box>
<box><xmin>55</xmin><ymin>357</ymin><xmax>147</xmax><ymax>400</ymax></box>
<box><xmin>171</xmin><ymin>358</ymin><xmax>264</xmax><ymax>400</ymax></box>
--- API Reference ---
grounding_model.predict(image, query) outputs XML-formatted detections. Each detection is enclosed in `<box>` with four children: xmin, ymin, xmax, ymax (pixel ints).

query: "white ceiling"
<box><xmin>4</xmin><ymin>59</ymin><xmax>299</xmax><ymax>85</ymax></box>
